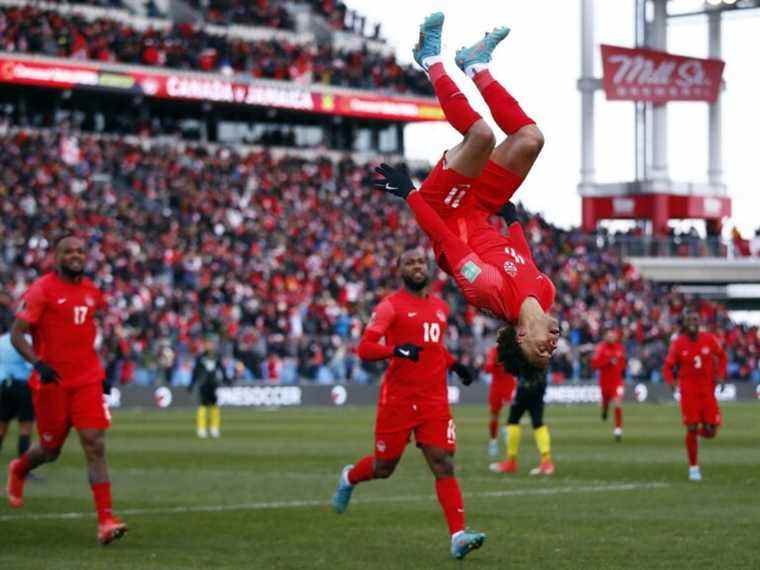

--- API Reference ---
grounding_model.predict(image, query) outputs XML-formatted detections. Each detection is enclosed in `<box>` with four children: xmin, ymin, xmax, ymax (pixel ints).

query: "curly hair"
<box><xmin>495</xmin><ymin>324</ymin><xmax>548</xmax><ymax>386</ymax></box>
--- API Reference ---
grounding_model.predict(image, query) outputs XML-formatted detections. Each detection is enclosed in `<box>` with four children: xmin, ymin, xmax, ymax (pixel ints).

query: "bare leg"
<box><xmin>445</xmin><ymin>120</ymin><xmax>496</xmax><ymax>178</ymax></box>
<box><xmin>489</xmin><ymin>124</ymin><xmax>544</xmax><ymax>178</ymax></box>
<box><xmin>78</xmin><ymin>428</ymin><xmax>109</xmax><ymax>484</ymax></box>
<box><xmin>372</xmin><ymin>457</ymin><xmax>400</xmax><ymax>479</ymax></box>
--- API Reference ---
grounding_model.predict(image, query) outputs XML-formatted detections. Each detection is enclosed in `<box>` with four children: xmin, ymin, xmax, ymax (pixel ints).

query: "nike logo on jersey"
<box><xmin>385</xmin><ymin>183</ymin><xmax>398</xmax><ymax>191</ymax></box>
<box><xmin>398</xmin><ymin>349</ymin><xmax>410</xmax><ymax>357</ymax></box>
<box><xmin>57</xmin><ymin>298</ymin><xmax>67</xmax><ymax>304</ymax></box>
<box><xmin>408</xmin><ymin>312</ymin><xmax>417</xmax><ymax>317</ymax></box>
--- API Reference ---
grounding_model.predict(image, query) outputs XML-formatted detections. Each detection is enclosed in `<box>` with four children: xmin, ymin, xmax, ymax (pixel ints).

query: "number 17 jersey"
<box><xmin>364</xmin><ymin>289</ymin><xmax>453</xmax><ymax>408</ymax></box>
<box><xmin>16</xmin><ymin>272</ymin><xmax>106</xmax><ymax>389</ymax></box>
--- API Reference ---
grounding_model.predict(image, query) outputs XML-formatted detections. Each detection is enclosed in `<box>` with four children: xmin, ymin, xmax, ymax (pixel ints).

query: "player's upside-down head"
<box><xmin>495</xmin><ymin>312</ymin><xmax>560</xmax><ymax>384</ymax></box>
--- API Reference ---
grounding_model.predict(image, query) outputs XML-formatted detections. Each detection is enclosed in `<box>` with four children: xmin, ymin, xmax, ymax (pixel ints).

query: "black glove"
<box><xmin>372</xmin><ymin>163</ymin><xmax>415</xmax><ymax>199</ymax></box>
<box><xmin>393</xmin><ymin>343</ymin><xmax>423</xmax><ymax>362</ymax></box>
<box><xmin>500</xmin><ymin>202</ymin><xmax>519</xmax><ymax>225</ymax></box>
<box><xmin>450</xmin><ymin>362</ymin><xmax>475</xmax><ymax>386</ymax></box>
<box><xmin>34</xmin><ymin>360</ymin><xmax>60</xmax><ymax>384</ymax></box>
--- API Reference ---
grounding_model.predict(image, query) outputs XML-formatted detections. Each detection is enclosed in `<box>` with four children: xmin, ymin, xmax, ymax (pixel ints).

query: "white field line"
<box><xmin>0</xmin><ymin>482</ymin><xmax>668</xmax><ymax>522</ymax></box>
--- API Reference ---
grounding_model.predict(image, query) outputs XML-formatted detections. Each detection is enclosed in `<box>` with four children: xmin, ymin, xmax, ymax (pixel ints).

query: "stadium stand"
<box><xmin>0</xmin><ymin>126</ymin><xmax>757</xmax><ymax>386</ymax></box>
<box><xmin>185</xmin><ymin>0</ymin><xmax>296</xmax><ymax>29</ymax></box>
<box><xmin>0</xmin><ymin>5</ymin><xmax>430</xmax><ymax>95</ymax></box>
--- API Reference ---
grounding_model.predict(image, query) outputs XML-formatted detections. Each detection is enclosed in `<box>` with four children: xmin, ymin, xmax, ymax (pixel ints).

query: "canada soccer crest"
<box><xmin>503</xmin><ymin>261</ymin><xmax>518</xmax><ymax>277</ymax></box>
<box><xmin>85</xmin><ymin>295</ymin><xmax>95</xmax><ymax>307</ymax></box>
<box><xmin>436</xmin><ymin>310</ymin><xmax>446</xmax><ymax>322</ymax></box>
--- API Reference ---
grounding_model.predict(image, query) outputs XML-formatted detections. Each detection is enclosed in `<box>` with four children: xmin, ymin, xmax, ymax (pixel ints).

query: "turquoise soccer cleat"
<box><xmin>487</xmin><ymin>438</ymin><xmax>499</xmax><ymax>458</ymax></box>
<box><xmin>451</xmin><ymin>529</ymin><xmax>487</xmax><ymax>560</ymax></box>
<box><xmin>331</xmin><ymin>465</ymin><xmax>355</xmax><ymax>514</ymax></box>
<box><xmin>455</xmin><ymin>26</ymin><xmax>511</xmax><ymax>72</ymax></box>
<box><xmin>412</xmin><ymin>12</ymin><xmax>445</xmax><ymax>69</ymax></box>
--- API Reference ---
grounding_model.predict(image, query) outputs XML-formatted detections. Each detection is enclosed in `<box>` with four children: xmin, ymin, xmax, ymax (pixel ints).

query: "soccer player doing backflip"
<box><xmin>330</xmin><ymin>247</ymin><xmax>484</xmax><ymax>560</ymax></box>
<box><xmin>373</xmin><ymin>12</ymin><xmax>559</xmax><ymax>387</ymax></box>
<box><xmin>662</xmin><ymin>311</ymin><xmax>727</xmax><ymax>481</ymax></box>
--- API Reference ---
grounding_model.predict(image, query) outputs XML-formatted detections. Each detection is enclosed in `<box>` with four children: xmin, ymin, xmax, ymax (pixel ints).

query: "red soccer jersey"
<box><xmin>591</xmin><ymin>341</ymin><xmax>627</xmax><ymax>387</ymax></box>
<box><xmin>484</xmin><ymin>346</ymin><xmax>516</xmax><ymax>389</ymax></box>
<box><xmin>662</xmin><ymin>332</ymin><xmax>727</xmax><ymax>392</ymax></box>
<box><xmin>17</xmin><ymin>272</ymin><xmax>106</xmax><ymax>388</ymax></box>
<box><xmin>360</xmin><ymin>289</ymin><xmax>453</xmax><ymax>407</ymax></box>
<box><xmin>449</xmin><ymin>211</ymin><xmax>555</xmax><ymax>322</ymax></box>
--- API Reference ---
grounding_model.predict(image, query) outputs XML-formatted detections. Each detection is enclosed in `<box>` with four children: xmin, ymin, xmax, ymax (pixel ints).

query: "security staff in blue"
<box><xmin>0</xmin><ymin>328</ymin><xmax>34</xmax><ymax>458</ymax></box>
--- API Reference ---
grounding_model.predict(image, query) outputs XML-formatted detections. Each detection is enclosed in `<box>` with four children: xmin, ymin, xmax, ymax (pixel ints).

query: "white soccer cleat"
<box><xmin>688</xmin><ymin>466</ymin><xmax>702</xmax><ymax>481</ymax></box>
<box><xmin>210</xmin><ymin>428</ymin><xmax>220</xmax><ymax>439</ymax></box>
<box><xmin>613</xmin><ymin>427</ymin><xmax>622</xmax><ymax>442</ymax></box>
<box><xmin>197</xmin><ymin>429</ymin><xmax>208</xmax><ymax>439</ymax></box>
<box><xmin>487</xmin><ymin>439</ymin><xmax>499</xmax><ymax>458</ymax></box>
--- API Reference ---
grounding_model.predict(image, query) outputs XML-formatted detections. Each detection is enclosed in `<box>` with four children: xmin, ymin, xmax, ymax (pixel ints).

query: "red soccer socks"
<box><xmin>473</xmin><ymin>69</ymin><xmax>534</xmax><ymax>135</ymax></box>
<box><xmin>429</xmin><ymin>63</ymin><xmax>482</xmax><ymax>136</ymax></box>
<box><xmin>347</xmin><ymin>456</ymin><xmax>375</xmax><ymax>485</ymax></box>
<box><xmin>435</xmin><ymin>476</ymin><xmax>465</xmax><ymax>536</ymax></box>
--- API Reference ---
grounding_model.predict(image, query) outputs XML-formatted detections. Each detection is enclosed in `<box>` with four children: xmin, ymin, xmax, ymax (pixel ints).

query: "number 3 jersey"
<box><xmin>362</xmin><ymin>289</ymin><xmax>454</xmax><ymax>409</ymax></box>
<box><xmin>17</xmin><ymin>272</ymin><xmax>106</xmax><ymax>388</ymax></box>
<box><xmin>662</xmin><ymin>332</ymin><xmax>727</xmax><ymax>393</ymax></box>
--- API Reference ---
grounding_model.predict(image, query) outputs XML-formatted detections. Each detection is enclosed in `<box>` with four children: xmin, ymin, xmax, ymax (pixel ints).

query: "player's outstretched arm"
<box><xmin>372</xmin><ymin>163</ymin><xmax>416</xmax><ymax>200</ymax></box>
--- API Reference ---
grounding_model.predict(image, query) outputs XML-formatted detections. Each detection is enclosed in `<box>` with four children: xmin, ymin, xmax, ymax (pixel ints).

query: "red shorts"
<box><xmin>32</xmin><ymin>381</ymin><xmax>111</xmax><ymax>449</ymax></box>
<box><xmin>600</xmin><ymin>382</ymin><xmax>625</xmax><ymax>402</ymax></box>
<box><xmin>489</xmin><ymin>381</ymin><xmax>516</xmax><ymax>414</ymax></box>
<box><xmin>374</xmin><ymin>402</ymin><xmax>455</xmax><ymax>460</ymax></box>
<box><xmin>680</xmin><ymin>390</ymin><xmax>721</xmax><ymax>426</ymax></box>
<box><xmin>419</xmin><ymin>154</ymin><xmax>525</xmax><ymax>220</ymax></box>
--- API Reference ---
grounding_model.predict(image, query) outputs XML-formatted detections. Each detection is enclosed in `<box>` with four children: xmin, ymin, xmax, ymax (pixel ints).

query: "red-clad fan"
<box><xmin>591</xmin><ymin>330</ymin><xmax>627</xmax><ymax>441</ymax></box>
<box><xmin>329</xmin><ymin>247</ymin><xmax>486</xmax><ymax>561</ymax></box>
<box><xmin>663</xmin><ymin>311</ymin><xmax>728</xmax><ymax>482</ymax></box>
<box><xmin>5</xmin><ymin>236</ymin><xmax>127</xmax><ymax>545</ymax></box>
<box><xmin>484</xmin><ymin>345</ymin><xmax>516</xmax><ymax>457</ymax></box>
<box><xmin>373</xmin><ymin>13</ymin><xmax>559</xmax><ymax>389</ymax></box>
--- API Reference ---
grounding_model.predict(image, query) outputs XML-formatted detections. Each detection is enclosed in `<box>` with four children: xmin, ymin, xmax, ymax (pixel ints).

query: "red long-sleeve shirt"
<box><xmin>484</xmin><ymin>346</ymin><xmax>515</xmax><ymax>388</ymax></box>
<box><xmin>662</xmin><ymin>332</ymin><xmax>727</xmax><ymax>391</ymax></box>
<box><xmin>357</xmin><ymin>289</ymin><xmax>454</xmax><ymax>406</ymax></box>
<box><xmin>591</xmin><ymin>341</ymin><xmax>626</xmax><ymax>387</ymax></box>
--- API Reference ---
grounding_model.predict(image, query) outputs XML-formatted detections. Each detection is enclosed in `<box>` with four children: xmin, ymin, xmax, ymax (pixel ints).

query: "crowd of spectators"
<box><xmin>188</xmin><ymin>0</ymin><xmax>295</xmax><ymax>29</ymax></box>
<box><xmin>0</xmin><ymin>127</ymin><xmax>758</xmax><ymax>388</ymax></box>
<box><xmin>45</xmin><ymin>0</ymin><xmax>125</xmax><ymax>8</ymax></box>
<box><xmin>0</xmin><ymin>6</ymin><xmax>431</xmax><ymax>95</ymax></box>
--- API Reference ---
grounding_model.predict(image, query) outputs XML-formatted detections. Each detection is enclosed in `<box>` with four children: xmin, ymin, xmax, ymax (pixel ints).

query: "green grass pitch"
<box><xmin>0</xmin><ymin>402</ymin><xmax>757</xmax><ymax>569</ymax></box>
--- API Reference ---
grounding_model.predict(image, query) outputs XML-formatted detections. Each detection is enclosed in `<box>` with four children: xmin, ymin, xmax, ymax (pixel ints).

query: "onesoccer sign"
<box><xmin>106</xmin><ymin>382</ymin><xmax>758</xmax><ymax>410</ymax></box>
<box><xmin>600</xmin><ymin>45</ymin><xmax>725</xmax><ymax>103</ymax></box>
